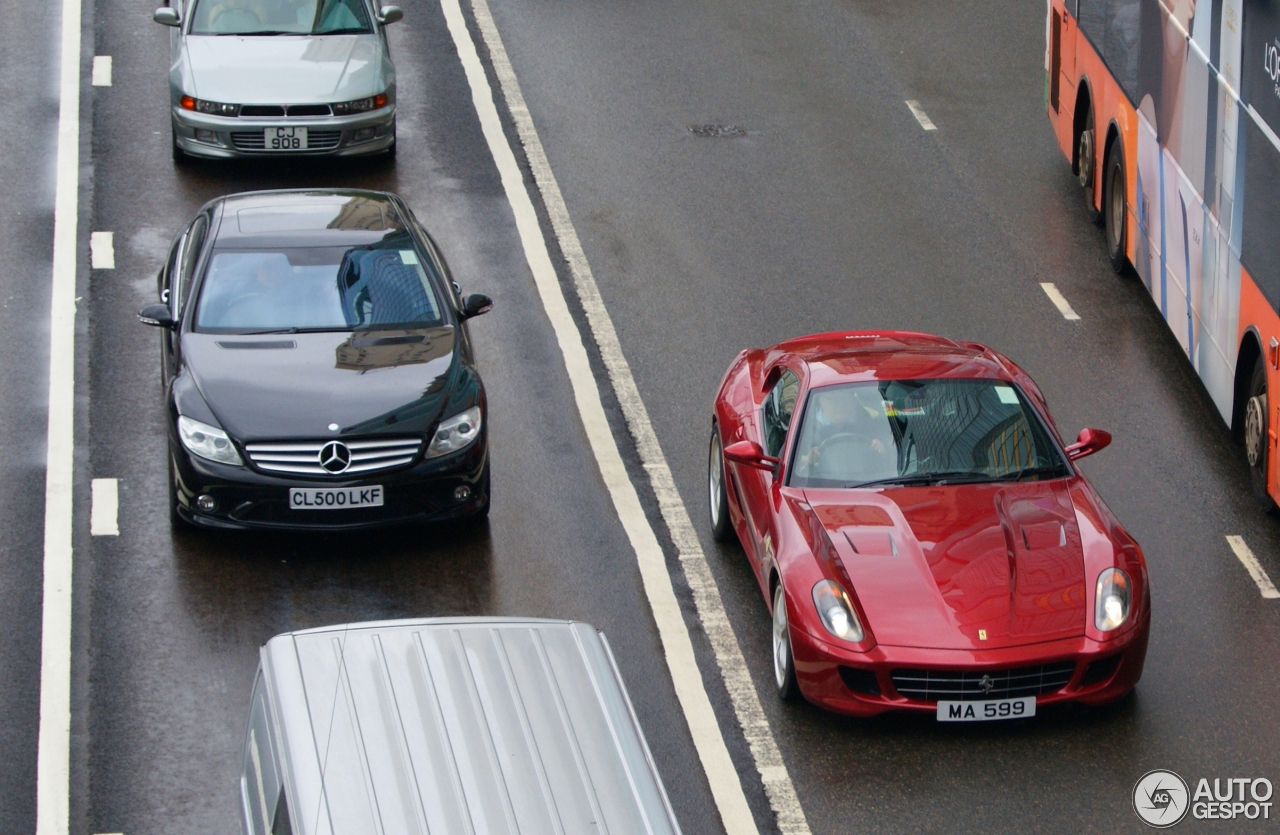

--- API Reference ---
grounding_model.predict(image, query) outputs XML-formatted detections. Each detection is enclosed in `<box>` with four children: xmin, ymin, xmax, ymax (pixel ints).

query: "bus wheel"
<box><xmin>1104</xmin><ymin>141</ymin><xmax>1129</xmax><ymax>274</ymax></box>
<box><xmin>1078</xmin><ymin>117</ymin><xmax>1100</xmax><ymax>224</ymax></box>
<box><xmin>1245</xmin><ymin>357</ymin><xmax>1277</xmax><ymax>513</ymax></box>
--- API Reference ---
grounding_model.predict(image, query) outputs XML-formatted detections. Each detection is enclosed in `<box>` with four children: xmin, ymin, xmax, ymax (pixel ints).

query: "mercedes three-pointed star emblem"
<box><xmin>318</xmin><ymin>440</ymin><xmax>352</xmax><ymax>474</ymax></box>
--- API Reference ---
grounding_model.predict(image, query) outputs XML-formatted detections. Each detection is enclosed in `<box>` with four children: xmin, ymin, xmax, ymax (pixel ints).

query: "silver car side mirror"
<box><xmin>153</xmin><ymin>6</ymin><xmax>180</xmax><ymax>25</ymax></box>
<box><xmin>378</xmin><ymin>5</ymin><xmax>403</xmax><ymax>24</ymax></box>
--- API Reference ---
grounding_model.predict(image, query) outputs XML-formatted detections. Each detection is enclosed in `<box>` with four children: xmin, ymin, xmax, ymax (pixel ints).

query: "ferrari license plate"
<box><xmin>936</xmin><ymin>696</ymin><xmax>1035</xmax><ymax>722</ymax></box>
<box><xmin>289</xmin><ymin>485</ymin><xmax>383</xmax><ymax>510</ymax></box>
<box><xmin>265</xmin><ymin>126</ymin><xmax>307</xmax><ymax>150</ymax></box>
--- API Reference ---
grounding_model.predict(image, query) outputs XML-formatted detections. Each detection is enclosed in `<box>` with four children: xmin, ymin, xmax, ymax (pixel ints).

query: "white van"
<box><xmin>240</xmin><ymin>617</ymin><xmax>682</xmax><ymax>835</ymax></box>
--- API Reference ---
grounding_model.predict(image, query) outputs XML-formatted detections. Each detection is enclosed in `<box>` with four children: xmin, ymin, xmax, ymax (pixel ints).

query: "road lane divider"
<box><xmin>905</xmin><ymin>100</ymin><xmax>937</xmax><ymax>131</ymax></box>
<box><xmin>1040</xmin><ymin>282</ymin><xmax>1081</xmax><ymax>320</ymax></box>
<box><xmin>89</xmin><ymin>232</ymin><xmax>113</xmax><ymax>269</ymax></box>
<box><xmin>91</xmin><ymin>56</ymin><xmax>111</xmax><ymax>87</ymax></box>
<box><xmin>38</xmin><ymin>0</ymin><xmax>84</xmax><ymax>824</ymax></box>
<box><xmin>90</xmin><ymin>479</ymin><xmax>118</xmax><ymax>536</ymax></box>
<box><xmin>445</xmin><ymin>1</ymin><xmax>810</xmax><ymax>832</ymax></box>
<box><xmin>1226</xmin><ymin>536</ymin><xmax>1280</xmax><ymax>599</ymax></box>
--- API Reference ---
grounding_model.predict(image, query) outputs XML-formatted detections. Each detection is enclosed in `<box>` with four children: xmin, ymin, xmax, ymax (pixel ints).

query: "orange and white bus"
<box><xmin>1047</xmin><ymin>0</ymin><xmax>1280</xmax><ymax>508</ymax></box>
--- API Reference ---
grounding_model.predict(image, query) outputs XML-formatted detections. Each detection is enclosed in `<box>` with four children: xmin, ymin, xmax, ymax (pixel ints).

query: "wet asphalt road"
<box><xmin>1</xmin><ymin>0</ymin><xmax>1278</xmax><ymax>832</ymax></box>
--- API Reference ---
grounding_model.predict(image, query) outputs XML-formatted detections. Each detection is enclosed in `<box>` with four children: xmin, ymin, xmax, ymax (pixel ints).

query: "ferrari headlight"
<box><xmin>425</xmin><ymin>406</ymin><xmax>482</xmax><ymax>458</ymax></box>
<box><xmin>812</xmin><ymin>579</ymin><xmax>864</xmax><ymax>642</ymax></box>
<box><xmin>1095</xmin><ymin>568</ymin><xmax>1132</xmax><ymax>632</ymax></box>
<box><xmin>177</xmin><ymin>416</ymin><xmax>242</xmax><ymax>466</ymax></box>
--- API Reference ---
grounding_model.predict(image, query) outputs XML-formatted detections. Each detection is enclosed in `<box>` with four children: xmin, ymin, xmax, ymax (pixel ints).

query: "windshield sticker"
<box><xmin>399</xmin><ymin>249</ymin><xmax>420</xmax><ymax>265</ymax></box>
<box><xmin>995</xmin><ymin>386</ymin><xmax>1020</xmax><ymax>405</ymax></box>
<box><xmin>883</xmin><ymin>402</ymin><xmax>925</xmax><ymax>417</ymax></box>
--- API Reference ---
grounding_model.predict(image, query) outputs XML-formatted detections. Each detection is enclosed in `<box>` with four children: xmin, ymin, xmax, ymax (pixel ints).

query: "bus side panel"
<box><xmin>1047</xmin><ymin>0</ymin><xmax>1079</xmax><ymax>161</ymax></box>
<box><xmin>1237</xmin><ymin>268</ymin><xmax>1280</xmax><ymax>495</ymax></box>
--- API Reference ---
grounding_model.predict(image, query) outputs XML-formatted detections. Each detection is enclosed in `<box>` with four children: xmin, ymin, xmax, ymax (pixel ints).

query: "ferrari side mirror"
<box><xmin>723</xmin><ymin>440</ymin><xmax>779</xmax><ymax>472</ymax></box>
<box><xmin>1065</xmin><ymin>427</ymin><xmax>1111</xmax><ymax>461</ymax></box>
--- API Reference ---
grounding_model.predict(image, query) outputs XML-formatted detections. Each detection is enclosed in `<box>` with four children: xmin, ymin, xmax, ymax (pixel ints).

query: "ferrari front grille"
<box><xmin>890</xmin><ymin>662</ymin><xmax>1076</xmax><ymax>702</ymax></box>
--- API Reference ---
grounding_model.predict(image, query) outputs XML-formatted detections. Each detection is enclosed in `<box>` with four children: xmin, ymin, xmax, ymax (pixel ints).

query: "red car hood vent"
<box><xmin>804</xmin><ymin>481</ymin><xmax>1087</xmax><ymax>650</ymax></box>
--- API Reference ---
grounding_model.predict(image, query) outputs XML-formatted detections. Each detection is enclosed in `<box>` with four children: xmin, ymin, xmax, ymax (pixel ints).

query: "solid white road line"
<box><xmin>91</xmin><ymin>56</ymin><xmax>111</xmax><ymax>87</ymax></box>
<box><xmin>452</xmin><ymin>1</ymin><xmax>811</xmax><ymax>833</ymax></box>
<box><xmin>90</xmin><ymin>479</ymin><xmax>118</xmax><ymax>536</ymax></box>
<box><xmin>905</xmin><ymin>100</ymin><xmax>937</xmax><ymax>131</ymax></box>
<box><xmin>1225</xmin><ymin>536</ymin><xmax>1280</xmax><ymax>599</ymax></box>
<box><xmin>37</xmin><ymin>0</ymin><xmax>83</xmax><ymax>826</ymax></box>
<box><xmin>89</xmin><ymin>231</ymin><xmax>113</xmax><ymax>269</ymax></box>
<box><xmin>1040</xmin><ymin>282</ymin><xmax>1081</xmax><ymax>320</ymax></box>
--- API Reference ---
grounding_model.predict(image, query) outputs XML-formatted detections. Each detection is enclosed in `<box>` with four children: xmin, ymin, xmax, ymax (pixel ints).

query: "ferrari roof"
<box><xmin>772</xmin><ymin>331</ymin><xmax>1015</xmax><ymax>388</ymax></box>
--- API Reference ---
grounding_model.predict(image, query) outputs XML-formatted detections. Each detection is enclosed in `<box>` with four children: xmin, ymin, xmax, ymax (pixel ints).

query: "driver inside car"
<box><xmin>794</xmin><ymin>386</ymin><xmax>894</xmax><ymax>479</ymax></box>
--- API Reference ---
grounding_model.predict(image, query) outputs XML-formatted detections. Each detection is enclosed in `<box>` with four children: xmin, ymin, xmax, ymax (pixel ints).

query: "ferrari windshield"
<box><xmin>195</xmin><ymin>235</ymin><xmax>444</xmax><ymax>333</ymax></box>
<box><xmin>189</xmin><ymin>0</ymin><xmax>373</xmax><ymax>35</ymax></box>
<box><xmin>789</xmin><ymin>379</ymin><xmax>1070</xmax><ymax>488</ymax></box>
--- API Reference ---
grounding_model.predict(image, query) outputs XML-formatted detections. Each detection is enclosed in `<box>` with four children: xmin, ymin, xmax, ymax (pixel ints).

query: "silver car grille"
<box><xmin>244</xmin><ymin>437</ymin><xmax>422</xmax><ymax>476</ymax></box>
<box><xmin>230</xmin><ymin>130</ymin><xmax>343</xmax><ymax>151</ymax></box>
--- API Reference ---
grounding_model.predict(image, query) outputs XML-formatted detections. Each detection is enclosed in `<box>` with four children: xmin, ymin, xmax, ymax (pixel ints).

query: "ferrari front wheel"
<box><xmin>1246</xmin><ymin>356</ymin><xmax>1277</xmax><ymax>513</ymax></box>
<box><xmin>772</xmin><ymin>581</ymin><xmax>800</xmax><ymax>701</ymax></box>
<box><xmin>708</xmin><ymin>426</ymin><xmax>733</xmax><ymax>542</ymax></box>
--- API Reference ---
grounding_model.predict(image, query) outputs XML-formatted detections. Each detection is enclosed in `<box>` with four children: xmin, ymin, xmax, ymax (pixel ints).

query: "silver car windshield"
<box><xmin>189</xmin><ymin>0</ymin><xmax>373</xmax><ymax>35</ymax></box>
<box><xmin>788</xmin><ymin>379</ymin><xmax>1070</xmax><ymax>488</ymax></box>
<box><xmin>195</xmin><ymin>236</ymin><xmax>444</xmax><ymax>333</ymax></box>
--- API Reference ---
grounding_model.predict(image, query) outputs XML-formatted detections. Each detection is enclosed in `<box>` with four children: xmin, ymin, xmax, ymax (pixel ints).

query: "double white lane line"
<box><xmin>36</xmin><ymin>0</ymin><xmax>84</xmax><ymax>828</ymax></box>
<box><xmin>441</xmin><ymin>1</ymin><xmax>809</xmax><ymax>832</ymax></box>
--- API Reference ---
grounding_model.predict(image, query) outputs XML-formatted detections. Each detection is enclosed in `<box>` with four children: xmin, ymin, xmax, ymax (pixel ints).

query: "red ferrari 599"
<box><xmin>708</xmin><ymin>331</ymin><xmax>1149</xmax><ymax>721</ymax></box>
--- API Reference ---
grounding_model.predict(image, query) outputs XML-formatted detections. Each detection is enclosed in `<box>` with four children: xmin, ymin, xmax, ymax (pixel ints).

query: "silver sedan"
<box><xmin>154</xmin><ymin>0</ymin><xmax>402</xmax><ymax>161</ymax></box>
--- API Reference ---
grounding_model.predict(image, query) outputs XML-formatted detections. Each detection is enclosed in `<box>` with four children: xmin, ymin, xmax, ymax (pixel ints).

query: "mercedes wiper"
<box><xmin>238</xmin><ymin>328</ymin><xmax>298</xmax><ymax>334</ymax></box>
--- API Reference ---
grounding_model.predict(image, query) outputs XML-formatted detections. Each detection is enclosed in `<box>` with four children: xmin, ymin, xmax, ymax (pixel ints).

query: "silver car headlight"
<box><xmin>425</xmin><ymin>406</ymin><xmax>482</xmax><ymax>458</ymax></box>
<box><xmin>177</xmin><ymin>416</ymin><xmax>243</xmax><ymax>466</ymax></box>
<box><xmin>1095</xmin><ymin>568</ymin><xmax>1132</xmax><ymax>632</ymax></box>
<box><xmin>812</xmin><ymin>579</ymin><xmax>864</xmax><ymax>642</ymax></box>
<box><xmin>331</xmin><ymin>92</ymin><xmax>389</xmax><ymax>115</ymax></box>
<box><xmin>179</xmin><ymin>95</ymin><xmax>240</xmax><ymax>117</ymax></box>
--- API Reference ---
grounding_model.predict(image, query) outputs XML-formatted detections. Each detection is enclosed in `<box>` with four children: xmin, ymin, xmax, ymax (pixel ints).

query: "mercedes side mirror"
<box><xmin>723</xmin><ymin>440</ymin><xmax>779</xmax><ymax>472</ymax></box>
<box><xmin>139</xmin><ymin>303</ymin><xmax>177</xmax><ymax>328</ymax></box>
<box><xmin>378</xmin><ymin>5</ymin><xmax>403</xmax><ymax>24</ymax></box>
<box><xmin>1065</xmin><ymin>427</ymin><xmax>1111</xmax><ymax>461</ymax></box>
<box><xmin>460</xmin><ymin>293</ymin><xmax>493</xmax><ymax>320</ymax></box>
<box><xmin>153</xmin><ymin>7</ymin><xmax>181</xmax><ymax>26</ymax></box>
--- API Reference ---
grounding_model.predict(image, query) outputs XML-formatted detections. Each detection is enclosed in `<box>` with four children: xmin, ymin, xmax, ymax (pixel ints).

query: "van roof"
<box><xmin>261</xmin><ymin>617</ymin><xmax>681</xmax><ymax>835</ymax></box>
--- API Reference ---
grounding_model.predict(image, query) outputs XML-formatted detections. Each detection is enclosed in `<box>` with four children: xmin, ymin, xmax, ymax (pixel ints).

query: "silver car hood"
<box><xmin>183</xmin><ymin>35</ymin><xmax>384</xmax><ymax>104</ymax></box>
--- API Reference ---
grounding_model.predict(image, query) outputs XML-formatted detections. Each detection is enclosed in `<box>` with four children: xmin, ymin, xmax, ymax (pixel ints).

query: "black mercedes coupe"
<box><xmin>139</xmin><ymin>189</ymin><xmax>493</xmax><ymax>529</ymax></box>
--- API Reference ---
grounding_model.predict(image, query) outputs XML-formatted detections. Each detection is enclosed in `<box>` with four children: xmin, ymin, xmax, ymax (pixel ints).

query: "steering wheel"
<box><xmin>812</xmin><ymin>432</ymin><xmax>890</xmax><ymax>477</ymax></box>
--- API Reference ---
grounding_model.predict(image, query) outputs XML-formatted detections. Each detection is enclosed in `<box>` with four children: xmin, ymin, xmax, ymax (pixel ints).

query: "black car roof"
<box><xmin>211</xmin><ymin>189</ymin><xmax>410</xmax><ymax>248</ymax></box>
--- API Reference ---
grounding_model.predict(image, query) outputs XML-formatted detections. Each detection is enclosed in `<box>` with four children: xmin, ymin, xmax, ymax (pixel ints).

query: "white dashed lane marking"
<box><xmin>905</xmin><ymin>100</ymin><xmax>937</xmax><ymax>131</ymax></box>
<box><xmin>91</xmin><ymin>55</ymin><xmax>111</xmax><ymax>86</ymax></box>
<box><xmin>90</xmin><ymin>479</ymin><xmax>118</xmax><ymax>536</ymax></box>
<box><xmin>89</xmin><ymin>231</ymin><xmax>114</xmax><ymax>269</ymax></box>
<box><xmin>1040</xmin><ymin>282</ymin><xmax>1081</xmax><ymax>320</ymax></box>
<box><xmin>1226</xmin><ymin>536</ymin><xmax>1280</xmax><ymax>599</ymax></box>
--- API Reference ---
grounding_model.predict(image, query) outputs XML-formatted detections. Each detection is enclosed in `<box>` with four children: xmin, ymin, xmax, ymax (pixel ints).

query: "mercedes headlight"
<box><xmin>812</xmin><ymin>579</ymin><xmax>864</xmax><ymax>642</ymax></box>
<box><xmin>177</xmin><ymin>416</ymin><xmax>242</xmax><ymax>465</ymax></box>
<box><xmin>425</xmin><ymin>406</ymin><xmax>482</xmax><ymax>458</ymax></box>
<box><xmin>1095</xmin><ymin>568</ymin><xmax>1132</xmax><ymax>632</ymax></box>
